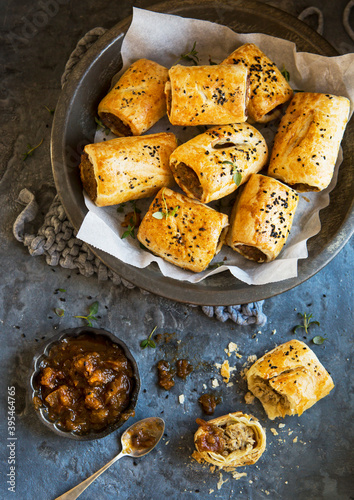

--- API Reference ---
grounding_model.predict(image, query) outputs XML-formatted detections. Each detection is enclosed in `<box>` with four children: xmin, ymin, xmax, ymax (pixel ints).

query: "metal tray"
<box><xmin>51</xmin><ymin>0</ymin><xmax>353</xmax><ymax>306</ymax></box>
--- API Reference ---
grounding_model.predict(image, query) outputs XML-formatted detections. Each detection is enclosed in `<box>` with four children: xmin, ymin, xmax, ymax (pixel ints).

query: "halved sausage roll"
<box><xmin>169</xmin><ymin>124</ymin><xmax>268</xmax><ymax>203</ymax></box>
<box><xmin>98</xmin><ymin>59</ymin><xmax>169</xmax><ymax>136</ymax></box>
<box><xmin>79</xmin><ymin>133</ymin><xmax>177</xmax><ymax>207</ymax></box>
<box><xmin>222</xmin><ymin>43</ymin><xmax>293</xmax><ymax>123</ymax></box>
<box><xmin>246</xmin><ymin>340</ymin><xmax>335</xmax><ymax>420</ymax></box>
<box><xmin>165</xmin><ymin>64</ymin><xmax>249</xmax><ymax>126</ymax></box>
<box><xmin>137</xmin><ymin>188</ymin><xmax>229</xmax><ymax>273</ymax></box>
<box><xmin>226</xmin><ymin>174</ymin><xmax>299</xmax><ymax>262</ymax></box>
<box><xmin>267</xmin><ymin>92</ymin><xmax>350</xmax><ymax>191</ymax></box>
<box><xmin>194</xmin><ymin>412</ymin><xmax>266</xmax><ymax>468</ymax></box>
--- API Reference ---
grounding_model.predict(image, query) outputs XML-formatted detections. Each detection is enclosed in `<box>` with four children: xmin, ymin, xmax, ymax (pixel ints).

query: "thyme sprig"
<box><xmin>140</xmin><ymin>326</ymin><xmax>157</xmax><ymax>349</ymax></box>
<box><xmin>176</xmin><ymin>41</ymin><xmax>199</xmax><ymax>65</ymax></box>
<box><xmin>222</xmin><ymin>161</ymin><xmax>242</xmax><ymax>186</ymax></box>
<box><xmin>281</xmin><ymin>66</ymin><xmax>290</xmax><ymax>82</ymax></box>
<box><xmin>44</xmin><ymin>105</ymin><xmax>55</xmax><ymax>115</ymax></box>
<box><xmin>293</xmin><ymin>312</ymin><xmax>320</xmax><ymax>335</ymax></box>
<box><xmin>74</xmin><ymin>301</ymin><xmax>99</xmax><ymax>327</ymax></box>
<box><xmin>23</xmin><ymin>138</ymin><xmax>44</xmax><ymax>161</ymax></box>
<box><xmin>95</xmin><ymin>116</ymin><xmax>110</xmax><ymax>135</ymax></box>
<box><xmin>153</xmin><ymin>189</ymin><xmax>179</xmax><ymax>220</ymax></box>
<box><xmin>121</xmin><ymin>201</ymin><xmax>141</xmax><ymax>239</ymax></box>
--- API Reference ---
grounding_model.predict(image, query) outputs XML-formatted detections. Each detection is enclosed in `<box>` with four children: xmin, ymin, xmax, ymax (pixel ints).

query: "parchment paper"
<box><xmin>77</xmin><ymin>7</ymin><xmax>354</xmax><ymax>285</ymax></box>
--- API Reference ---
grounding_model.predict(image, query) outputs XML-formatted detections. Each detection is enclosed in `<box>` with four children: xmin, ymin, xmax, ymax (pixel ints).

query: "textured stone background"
<box><xmin>0</xmin><ymin>1</ymin><xmax>353</xmax><ymax>499</ymax></box>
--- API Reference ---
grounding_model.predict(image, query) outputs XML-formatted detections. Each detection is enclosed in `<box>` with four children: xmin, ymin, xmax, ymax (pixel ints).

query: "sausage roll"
<box><xmin>169</xmin><ymin>124</ymin><xmax>268</xmax><ymax>203</ymax></box>
<box><xmin>222</xmin><ymin>43</ymin><xmax>293</xmax><ymax>123</ymax></box>
<box><xmin>137</xmin><ymin>188</ymin><xmax>229</xmax><ymax>273</ymax></box>
<box><xmin>79</xmin><ymin>133</ymin><xmax>177</xmax><ymax>207</ymax></box>
<box><xmin>226</xmin><ymin>174</ymin><xmax>299</xmax><ymax>262</ymax></box>
<box><xmin>194</xmin><ymin>412</ymin><xmax>266</xmax><ymax>468</ymax></box>
<box><xmin>246</xmin><ymin>340</ymin><xmax>335</xmax><ymax>420</ymax></box>
<box><xmin>165</xmin><ymin>64</ymin><xmax>249</xmax><ymax>126</ymax></box>
<box><xmin>267</xmin><ymin>92</ymin><xmax>350</xmax><ymax>191</ymax></box>
<box><xmin>98</xmin><ymin>59</ymin><xmax>169</xmax><ymax>136</ymax></box>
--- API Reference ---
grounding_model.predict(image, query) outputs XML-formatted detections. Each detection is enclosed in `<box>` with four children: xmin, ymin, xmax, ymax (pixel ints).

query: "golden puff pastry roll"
<box><xmin>98</xmin><ymin>59</ymin><xmax>169</xmax><ymax>136</ymax></box>
<box><xmin>193</xmin><ymin>412</ymin><xmax>266</xmax><ymax>468</ymax></box>
<box><xmin>79</xmin><ymin>133</ymin><xmax>177</xmax><ymax>207</ymax></box>
<box><xmin>222</xmin><ymin>43</ymin><xmax>293</xmax><ymax>123</ymax></box>
<box><xmin>165</xmin><ymin>64</ymin><xmax>249</xmax><ymax>126</ymax></box>
<box><xmin>169</xmin><ymin>123</ymin><xmax>268</xmax><ymax>204</ymax></box>
<box><xmin>246</xmin><ymin>339</ymin><xmax>335</xmax><ymax>420</ymax></box>
<box><xmin>226</xmin><ymin>174</ymin><xmax>299</xmax><ymax>263</ymax></box>
<box><xmin>267</xmin><ymin>92</ymin><xmax>350</xmax><ymax>191</ymax></box>
<box><xmin>137</xmin><ymin>188</ymin><xmax>229</xmax><ymax>273</ymax></box>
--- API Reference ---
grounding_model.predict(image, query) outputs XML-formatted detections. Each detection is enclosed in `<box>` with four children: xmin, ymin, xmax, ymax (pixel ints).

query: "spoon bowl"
<box><xmin>55</xmin><ymin>417</ymin><xmax>165</xmax><ymax>500</ymax></box>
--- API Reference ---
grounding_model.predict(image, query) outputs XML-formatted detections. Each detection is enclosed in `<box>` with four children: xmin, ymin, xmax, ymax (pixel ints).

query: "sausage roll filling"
<box><xmin>194</xmin><ymin>412</ymin><xmax>266</xmax><ymax>468</ymax></box>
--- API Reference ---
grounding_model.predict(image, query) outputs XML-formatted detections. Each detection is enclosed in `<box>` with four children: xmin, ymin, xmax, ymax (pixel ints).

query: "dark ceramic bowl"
<box><xmin>30</xmin><ymin>327</ymin><xmax>140</xmax><ymax>440</ymax></box>
<box><xmin>51</xmin><ymin>0</ymin><xmax>353</xmax><ymax>306</ymax></box>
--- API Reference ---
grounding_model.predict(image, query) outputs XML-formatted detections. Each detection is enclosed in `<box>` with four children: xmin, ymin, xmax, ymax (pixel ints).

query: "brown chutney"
<box><xmin>33</xmin><ymin>333</ymin><xmax>135</xmax><ymax>435</ymax></box>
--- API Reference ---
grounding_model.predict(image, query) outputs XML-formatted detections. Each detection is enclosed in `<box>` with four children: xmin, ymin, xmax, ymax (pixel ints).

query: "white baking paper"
<box><xmin>77</xmin><ymin>7</ymin><xmax>354</xmax><ymax>285</ymax></box>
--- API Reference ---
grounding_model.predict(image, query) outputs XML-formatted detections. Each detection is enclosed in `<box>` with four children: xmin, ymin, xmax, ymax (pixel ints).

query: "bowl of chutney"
<box><xmin>30</xmin><ymin>327</ymin><xmax>140</xmax><ymax>440</ymax></box>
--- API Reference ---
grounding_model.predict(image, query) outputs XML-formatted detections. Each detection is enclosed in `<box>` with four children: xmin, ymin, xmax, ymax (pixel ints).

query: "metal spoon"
<box><xmin>55</xmin><ymin>417</ymin><xmax>165</xmax><ymax>500</ymax></box>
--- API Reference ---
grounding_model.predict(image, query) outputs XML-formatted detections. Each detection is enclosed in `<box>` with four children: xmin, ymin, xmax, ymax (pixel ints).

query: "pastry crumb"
<box><xmin>278</xmin><ymin>423</ymin><xmax>286</xmax><ymax>428</ymax></box>
<box><xmin>270</xmin><ymin>428</ymin><xmax>278</xmax><ymax>436</ymax></box>
<box><xmin>211</xmin><ymin>378</ymin><xmax>219</xmax><ymax>388</ymax></box>
<box><xmin>203</xmin><ymin>383</ymin><xmax>207</xmax><ymax>390</ymax></box>
<box><xmin>220</xmin><ymin>360</ymin><xmax>230</xmax><ymax>383</ymax></box>
<box><xmin>293</xmin><ymin>436</ymin><xmax>298</xmax><ymax>443</ymax></box>
<box><xmin>217</xmin><ymin>472</ymin><xmax>229</xmax><ymax>490</ymax></box>
<box><xmin>209</xmin><ymin>489</ymin><xmax>214</xmax><ymax>494</ymax></box>
<box><xmin>179</xmin><ymin>394</ymin><xmax>185</xmax><ymax>404</ymax></box>
<box><xmin>191</xmin><ymin>451</ymin><xmax>204</xmax><ymax>464</ymax></box>
<box><xmin>244</xmin><ymin>391</ymin><xmax>255</xmax><ymax>404</ymax></box>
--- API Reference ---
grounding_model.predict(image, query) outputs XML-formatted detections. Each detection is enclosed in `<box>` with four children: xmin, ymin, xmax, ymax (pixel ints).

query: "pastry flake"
<box><xmin>169</xmin><ymin>123</ymin><xmax>268</xmax><ymax>203</ymax></box>
<box><xmin>165</xmin><ymin>64</ymin><xmax>249</xmax><ymax>126</ymax></box>
<box><xmin>194</xmin><ymin>412</ymin><xmax>266</xmax><ymax>468</ymax></box>
<box><xmin>98</xmin><ymin>58</ymin><xmax>169</xmax><ymax>136</ymax></box>
<box><xmin>267</xmin><ymin>92</ymin><xmax>350</xmax><ymax>191</ymax></box>
<box><xmin>246</xmin><ymin>339</ymin><xmax>335</xmax><ymax>419</ymax></box>
<box><xmin>137</xmin><ymin>188</ymin><xmax>229</xmax><ymax>273</ymax></box>
<box><xmin>222</xmin><ymin>43</ymin><xmax>293</xmax><ymax>123</ymax></box>
<box><xmin>226</xmin><ymin>173</ymin><xmax>299</xmax><ymax>262</ymax></box>
<box><xmin>79</xmin><ymin>133</ymin><xmax>177</xmax><ymax>207</ymax></box>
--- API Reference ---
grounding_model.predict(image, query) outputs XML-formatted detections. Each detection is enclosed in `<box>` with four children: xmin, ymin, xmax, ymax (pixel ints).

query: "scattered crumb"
<box><xmin>177</xmin><ymin>340</ymin><xmax>181</xmax><ymax>344</ymax></box>
<box><xmin>265</xmin><ymin>490</ymin><xmax>270</xmax><ymax>496</ymax></box>
<box><xmin>288</xmin><ymin>430</ymin><xmax>293</xmax><ymax>436</ymax></box>
<box><xmin>228</xmin><ymin>342</ymin><xmax>238</xmax><ymax>353</ymax></box>
<box><xmin>278</xmin><ymin>423</ymin><xmax>286</xmax><ymax>428</ymax></box>
<box><xmin>210</xmin><ymin>465</ymin><xmax>216</xmax><ymax>473</ymax></box>
<box><xmin>226</xmin><ymin>382</ymin><xmax>234</xmax><ymax>388</ymax></box>
<box><xmin>293</xmin><ymin>436</ymin><xmax>298</xmax><ymax>443</ymax></box>
<box><xmin>209</xmin><ymin>489</ymin><xmax>214</xmax><ymax>494</ymax></box>
<box><xmin>247</xmin><ymin>355</ymin><xmax>257</xmax><ymax>364</ymax></box>
<box><xmin>211</xmin><ymin>378</ymin><xmax>219</xmax><ymax>388</ymax></box>
<box><xmin>220</xmin><ymin>360</ymin><xmax>230</xmax><ymax>383</ymax></box>
<box><xmin>215</xmin><ymin>362</ymin><xmax>222</xmax><ymax>369</ymax></box>
<box><xmin>270</xmin><ymin>428</ymin><xmax>278</xmax><ymax>436</ymax></box>
<box><xmin>165</xmin><ymin>441</ymin><xmax>169</xmax><ymax>445</ymax></box>
<box><xmin>179</xmin><ymin>394</ymin><xmax>185</xmax><ymax>404</ymax></box>
<box><xmin>271</xmin><ymin>329</ymin><xmax>277</xmax><ymax>335</ymax></box>
<box><xmin>217</xmin><ymin>472</ymin><xmax>229</xmax><ymax>490</ymax></box>
<box><xmin>203</xmin><ymin>383</ymin><xmax>207</xmax><ymax>390</ymax></box>
<box><xmin>191</xmin><ymin>451</ymin><xmax>204</xmax><ymax>464</ymax></box>
<box><xmin>244</xmin><ymin>391</ymin><xmax>255</xmax><ymax>404</ymax></box>
<box><xmin>232</xmin><ymin>471</ymin><xmax>247</xmax><ymax>480</ymax></box>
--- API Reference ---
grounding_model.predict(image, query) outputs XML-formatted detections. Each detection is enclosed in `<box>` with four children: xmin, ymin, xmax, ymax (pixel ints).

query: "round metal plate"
<box><xmin>51</xmin><ymin>0</ymin><xmax>353</xmax><ymax>306</ymax></box>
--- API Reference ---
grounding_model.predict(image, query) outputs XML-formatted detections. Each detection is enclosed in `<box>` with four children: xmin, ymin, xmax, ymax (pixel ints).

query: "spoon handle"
<box><xmin>54</xmin><ymin>451</ymin><xmax>126</xmax><ymax>500</ymax></box>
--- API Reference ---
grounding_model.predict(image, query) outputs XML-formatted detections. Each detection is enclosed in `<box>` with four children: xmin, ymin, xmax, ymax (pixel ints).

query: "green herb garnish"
<box><xmin>121</xmin><ymin>201</ymin><xmax>141</xmax><ymax>239</ymax></box>
<box><xmin>208</xmin><ymin>261</ymin><xmax>224</xmax><ymax>270</ymax></box>
<box><xmin>222</xmin><ymin>161</ymin><xmax>242</xmax><ymax>186</ymax></box>
<box><xmin>95</xmin><ymin>117</ymin><xmax>110</xmax><ymax>135</ymax></box>
<box><xmin>74</xmin><ymin>301</ymin><xmax>99</xmax><ymax>327</ymax></box>
<box><xmin>176</xmin><ymin>41</ymin><xmax>199</xmax><ymax>65</ymax></box>
<box><xmin>281</xmin><ymin>66</ymin><xmax>290</xmax><ymax>82</ymax></box>
<box><xmin>293</xmin><ymin>312</ymin><xmax>320</xmax><ymax>335</ymax></box>
<box><xmin>23</xmin><ymin>138</ymin><xmax>44</xmax><ymax>161</ymax></box>
<box><xmin>54</xmin><ymin>308</ymin><xmax>64</xmax><ymax>318</ymax></box>
<box><xmin>312</xmin><ymin>335</ymin><xmax>325</xmax><ymax>345</ymax></box>
<box><xmin>153</xmin><ymin>189</ymin><xmax>179</xmax><ymax>220</ymax></box>
<box><xmin>44</xmin><ymin>105</ymin><xmax>55</xmax><ymax>115</ymax></box>
<box><xmin>140</xmin><ymin>326</ymin><xmax>157</xmax><ymax>349</ymax></box>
